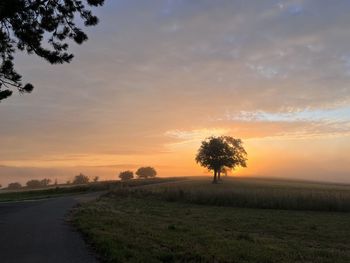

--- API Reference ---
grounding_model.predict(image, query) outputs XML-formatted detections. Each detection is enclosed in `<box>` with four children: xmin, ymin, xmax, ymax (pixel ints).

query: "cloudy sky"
<box><xmin>1</xmin><ymin>0</ymin><xmax>350</xmax><ymax>185</ymax></box>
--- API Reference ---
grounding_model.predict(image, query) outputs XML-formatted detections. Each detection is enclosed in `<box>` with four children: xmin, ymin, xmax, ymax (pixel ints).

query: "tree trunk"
<box><xmin>212</xmin><ymin>170</ymin><xmax>218</xmax><ymax>184</ymax></box>
<box><xmin>218</xmin><ymin>170</ymin><xmax>221</xmax><ymax>181</ymax></box>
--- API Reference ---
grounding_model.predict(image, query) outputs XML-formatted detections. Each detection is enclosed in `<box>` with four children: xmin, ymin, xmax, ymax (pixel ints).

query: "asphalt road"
<box><xmin>0</xmin><ymin>192</ymin><xmax>104</xmax><ymax>263</ymax></box>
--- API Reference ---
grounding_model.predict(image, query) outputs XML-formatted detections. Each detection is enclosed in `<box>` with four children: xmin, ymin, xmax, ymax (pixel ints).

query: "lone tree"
<box><xmin>136</xmin><ymin>167</ymin><xmax>157</xmax><ymax>179</ymax></box>
<box><xmin>196</xmin><ymin>136</ymin><xmax>247</xmax><ymax>183</ymax></box>
<box><xmin>73</xmin><ymin>173</ymin><xmax>89</xmax><ymax>184</ymax></box>
<box><xmin>119</xmin><ymin>170</ymin><xmax>134</xmax><ymax>181</ymax></box>
<box><xmin>0</xmin><ymin>0</ymin><xmax>105</xmax><ymax>101</ymax></box>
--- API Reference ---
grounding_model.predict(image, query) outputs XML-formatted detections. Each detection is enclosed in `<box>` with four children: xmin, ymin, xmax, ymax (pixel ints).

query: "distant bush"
<box><xmin>136</xmin><ymin>167</ymin><xmax>157</xmax><ymax>179</ymax></box>
<box><xmin>26</xmin><ymin>178</ymin><xmax>52</xmax><ymax>189</ymax></box>
<box><xmin>26</xmin><ymin>179</ymin><xmax>51</xmax><ymax>188</ymax></box>
<box><xmin>119</xmin><ymin>170</ymin><xmax>134</xmax><ymax>181</ymax></box>
<box><xmin>26</xmin><ymin>180</ymin><xmax>42</xmax><ymax>188</ymax></box>
<box><xmin>73</xmin><ymin>173</ymin><xmax>89</xmax><ymax>185</ymax></box>
<box><xmin>8</xmin><ymin>182</ymin><xmax>22</xmax><ymax>190</ymax></box>
<box><xmin>93</xmin><ymin>176</ymin><xmax>99</xmax><ymax>182</ymax></box>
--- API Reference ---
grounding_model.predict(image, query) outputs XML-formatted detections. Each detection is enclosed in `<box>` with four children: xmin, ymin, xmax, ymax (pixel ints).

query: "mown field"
<box><xmin>73</xmin><ymin>177</ymin><xmax>350</xmax><ymax>263</ymax></box>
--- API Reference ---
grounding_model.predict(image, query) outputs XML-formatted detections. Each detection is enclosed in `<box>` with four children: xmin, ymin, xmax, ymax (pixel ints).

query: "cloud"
<box><xmin>224</xmin><ymin>107</ymin><xmax>350</xmax><ymax>123</ymax></box>
<box><xmin>1</xmin><ymin>0</ymin><xmax>350</xmax><ymax>182</ymax></box>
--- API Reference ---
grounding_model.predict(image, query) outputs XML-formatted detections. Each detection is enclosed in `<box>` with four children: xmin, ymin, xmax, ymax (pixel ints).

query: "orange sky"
<box><xmin>1</xmin><ymin>0</ymin><xmax>350</xmax><ymax>185</ymax></box>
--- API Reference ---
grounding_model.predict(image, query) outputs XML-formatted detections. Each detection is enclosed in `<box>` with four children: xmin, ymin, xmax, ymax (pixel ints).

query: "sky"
<box><xmin>1</xmin><ymin>0</ymin><xmax>350</xmax><ymax>185</ymax></box>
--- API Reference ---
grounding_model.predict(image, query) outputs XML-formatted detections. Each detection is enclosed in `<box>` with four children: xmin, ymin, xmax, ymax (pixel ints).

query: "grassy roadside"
<box><xmin>72</xmin><ymin>178</ymin><xmax>350</xmax><ymax>263</ymax></box>
<box><xmin>0</xmin><ymin>177</ymin><xmax>186</xmax><ymax>202</ymax></box>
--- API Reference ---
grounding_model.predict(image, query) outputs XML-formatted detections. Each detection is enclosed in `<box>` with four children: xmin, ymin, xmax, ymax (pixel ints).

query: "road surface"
<box><xmin>0</xmin><ymin>192</ymin><xmax>103</xmax><ymax>263</ymax></box>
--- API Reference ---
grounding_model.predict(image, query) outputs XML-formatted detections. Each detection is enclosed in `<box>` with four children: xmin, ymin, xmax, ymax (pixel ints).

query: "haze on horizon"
<box><xmin>1</xmin><ymin>0</ymin><xmax>350</xmax><ymax>185</ymax></box>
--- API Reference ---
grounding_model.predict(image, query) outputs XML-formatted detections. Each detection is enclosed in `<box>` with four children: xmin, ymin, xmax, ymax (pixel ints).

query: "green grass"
<box><xmin>0</xmin><ymin>177</ymin><xmax>185</xmax><ymax>202</ymax></box>
<box><xmin>73</xmin><ymin>177</ymin><xmax>350</xmax><ymax>263</ymax></box>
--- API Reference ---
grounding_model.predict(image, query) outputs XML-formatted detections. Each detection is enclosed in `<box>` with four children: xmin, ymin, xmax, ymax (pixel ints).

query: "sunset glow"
<box><xmin>1</xmin><ymin>0</ymin><xmax>350</xmax><ymax>185</ymax></box>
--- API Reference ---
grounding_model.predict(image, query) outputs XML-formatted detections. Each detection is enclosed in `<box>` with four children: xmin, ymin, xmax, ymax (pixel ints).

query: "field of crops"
<box><xmin>121</xmin><ymin>177</ymin><xmax>350</xmax><ymax>211</ymax></box>
<box><xmin>73</xmin><ymin>177</ymin><xmax>350</xmax><ymax>262</ymax></box>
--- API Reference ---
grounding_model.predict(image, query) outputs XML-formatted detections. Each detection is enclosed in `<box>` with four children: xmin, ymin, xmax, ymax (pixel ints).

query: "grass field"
<box><xmin>73</xmin><ymin>177</ymin><xmax>350</xmax><ymax>263</ymax></box>
<box><xmin>0</xmin><ymin>178</ymin><xmax>184</xmax><ymax>202</ymax></box>
<box><xmin>127</xmin><ymin>177</ymin><xmax>350</xmax><ymax>212</ymax></box>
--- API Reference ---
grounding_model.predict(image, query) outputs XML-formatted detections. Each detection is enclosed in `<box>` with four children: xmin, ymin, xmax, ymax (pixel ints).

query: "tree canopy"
<box><xmin>73</xmin><ymin>173</ymin><xmax>89</xmax><ymax>184</ymax></box>
<box><xmin>0</xmin><ymin>0</ymin><xmax>104</xmax><ymax>101</ymax></box>
<box><xmin>26</xmin><ymin>178</ymin><xmax>51</xmax><ymax>188</ymax></box>
<box><xmin>119</xmin><ymin>170</ymin><xmax>134</xmax><ymax>181</ymax></box>
<box><xmin>136</xmin><ymin>167</ymin><xmax>157</xmax><ymax>179</ymax></box>
<box><xmin>7</xmin><ymin>182</ymin><xmax>22</xmax><ymax>190</ymax></box>
<box><xmin>196</xmin><ymin>136</ymin><xmax>247</xmax><ymax>183</ymax></box>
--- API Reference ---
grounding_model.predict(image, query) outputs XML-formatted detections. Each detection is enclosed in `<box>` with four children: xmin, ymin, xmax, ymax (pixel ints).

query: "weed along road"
<box><xmin>0</xmin><ymin>192</ymin><xmax>103</xmax><ymax>263</ymax></box>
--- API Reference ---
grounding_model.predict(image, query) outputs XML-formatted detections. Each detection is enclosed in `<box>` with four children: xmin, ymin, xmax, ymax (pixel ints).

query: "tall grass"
<box><xmin>108</xmin><ymin>178</ymin><xmax>350</xmax><ymax>212</ymax></box>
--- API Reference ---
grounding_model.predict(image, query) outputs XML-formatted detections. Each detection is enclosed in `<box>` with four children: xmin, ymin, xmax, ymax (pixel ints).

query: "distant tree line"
<box><xmin>7</xmin><ymin>182</ymin><xmax>22</xmax><ymax>190</ymax></box>
<box><xmin>66</xmin><ymin>173</ymin><xmax>99</xmax><ymax>185</ymax></box>
<box><xmin>3</xmin><ymin>173</ymin><xmax>97</xmax><ymax>190</ymax></box>
<box><xmin>119</xmin><ymin>166</ymin><xmax>157</xmax><ymax>181</ymax></box>
<box><xmin>4</xmin><ymin>178</ymin><xmax>55</xmax><ymax>190</ymax></box>
<box><xmin>26</xmin><ymin>178</ymin><xmax>51</xmax><ymax>188</ymax></box>
<box><xmin>1</xmin><ymin>167</ymin><xmax>157</xmax><ymax>191</ymax></box>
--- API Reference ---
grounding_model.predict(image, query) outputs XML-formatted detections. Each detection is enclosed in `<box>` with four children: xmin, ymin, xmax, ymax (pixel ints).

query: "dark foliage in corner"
<box><xmin>0</xmin><ymin>0</ymin><xmax>104</xmax><ymax>101</ymax></box>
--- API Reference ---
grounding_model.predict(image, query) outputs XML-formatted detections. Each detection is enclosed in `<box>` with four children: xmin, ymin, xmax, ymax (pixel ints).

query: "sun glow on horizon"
<box><xmin>1</xmin><ymin>0</ymin><xmax>350</xmax><ymax>185</ymax></box>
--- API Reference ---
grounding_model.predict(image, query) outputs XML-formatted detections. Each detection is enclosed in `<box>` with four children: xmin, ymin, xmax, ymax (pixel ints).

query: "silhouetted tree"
<box><xmin>219</xmin><ymin>136</ymin><xmax>247</xmax><ymax>181</ymax></box>
<box><xmin>119</xmin><ymin>170</ymin><xmax>134</xmax><ymax>181</ymax></box>
<box><xmin>26</xmin><ymin>178</ymin><xmax>51</xmax><ymax>188</ymax></box>
<box><xmin>26</xmin><ymin>179</ymin><xmax>42</xmax><ymax>188</ymax></box>
<box><xmin>73</xmin><ymin>173</ymin><xmax>89</xmax><ymax>184</ymax></box>
<box><xmin>93</xmin><ymin>176</ymin><xmax>99</xmax><ymax>182</ymax></box>
<box><xmin>0</xmin><ymin>183</ymin><xmax>2</xmax><ymax>189</ymax></box>
<box><xmin>136</xmin><ymin>167</ymin><xmax>157</xmax><ymax>179</ymax></box>
<box><xmin>7</xmin><ymin>182</ymin><xmax>22</xmax><ymax>190</ymax></box>
<box><xmin>0</xmin><ymin>0</ymin><xmax>105</xmax><ymax>101</ymax></box>
<box><xmin>221</xmin><ymin>166</ymin><xmax>228</xmax><ymax>177</ymax></box>
<box><xmin>196</xmin><ymin>136</ymin><xmax>247</xmax><ymax>183</ymax></box>
<box><xmin>41</xmin><ymin>178</ymin><xmax>51</xmax><ymax>187</ymax></box>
